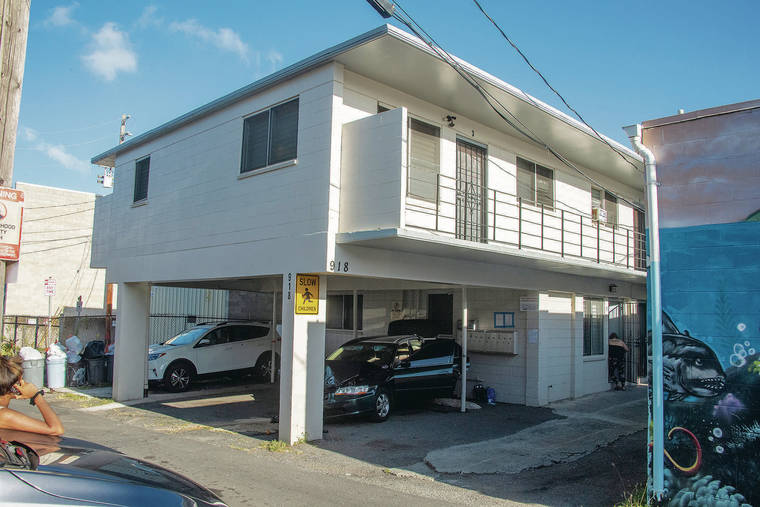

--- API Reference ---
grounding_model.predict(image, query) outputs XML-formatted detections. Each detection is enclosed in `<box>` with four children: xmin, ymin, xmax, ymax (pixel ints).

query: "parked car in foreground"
<box><xmin>324</xmin><ymin>334</ymin><xmax>465</xmax><ymax>422</ymax></box>
<box><xmin>0</xmin><ymin>429</ymin><xmax>226</xmax><ymax>506</ymax></box>
<box><xmin>148</xmin><ymin>321</ymin><xmax>280</xmax><ymax>392</ymax></box>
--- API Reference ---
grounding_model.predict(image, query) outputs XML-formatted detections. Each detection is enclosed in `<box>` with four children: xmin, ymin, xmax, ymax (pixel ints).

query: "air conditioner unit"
<box><xmin>592</xmin><ymin>207</ymin><xmax>607</xmax><ymax>223</ymax></box>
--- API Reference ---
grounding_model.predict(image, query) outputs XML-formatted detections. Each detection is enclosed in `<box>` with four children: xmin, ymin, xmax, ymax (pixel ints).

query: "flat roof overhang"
<box><xmin>92</xmin><ymin>25</ymin><xmax>643</xmax><ymax>192</ymax></box>
<box><xmin>337</xmin><ymin>228</ymin><xmax>647</xmax><ymax>285</ymax></box>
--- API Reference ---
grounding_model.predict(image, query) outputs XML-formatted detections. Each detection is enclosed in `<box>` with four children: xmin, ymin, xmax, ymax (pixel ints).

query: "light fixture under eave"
<box><xmin>609</xmin><ymin>284</ymin><xmax>618</xmax><ymax>294</ymax></box>
<box><xmin>445</xmin><ymin>114</ymin><xmax>456</xmax><ymax>127</ymax></box>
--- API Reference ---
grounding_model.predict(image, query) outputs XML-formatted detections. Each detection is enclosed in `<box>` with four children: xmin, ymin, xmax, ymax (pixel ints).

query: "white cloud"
<box><xmin>137</xmin><ymin>5</ymin><xmax>163</xmax><ymax>29</ymax></box>
<box><xmin>45</xmin><ymin>3</ymin><xmax>79</xmax><ymax>27</ymax></box>
<box><xmin>24</xmin><ymin>128</ymin><xmax>90</xmax><ymax>174</ymax></box>
<box><xmin>266</xmin><ymin>49</ymin><xmax>283</xmax><ymax>68</ymax></box>
<box><xmin>169</xmin><ymin>19</ymin><xmax>249</xmax><ymax>62</ymax></box>
<box><xmin>81</xmin><ymin>23</ymin><xmax>137</xmax><ymax>81</ymax></box>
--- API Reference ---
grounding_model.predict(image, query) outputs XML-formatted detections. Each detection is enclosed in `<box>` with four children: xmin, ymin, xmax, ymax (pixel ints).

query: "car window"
<box><xmin>409</xmin><ymin>338</ymin><xmax>423</xmax><ymax>353</ymax></box>
<box><xmin>229</xmin><ymin>325</ymin><xmax>269</xmax><ymax>342</ymax></box>
<box><xmin>395</xmin><ymin>342</ymin><xmax>411</xmax><ymax>364</ymax></box>
<box><xmin>410</xmin><ymin>339</ymin><xmax>454</xmax><ymax>361</ymax></box>
<box><xmin>327</xmin><ymin>343</ymin><xmax>394</xmax><ymax>364</ymax></box>
<box><xmin>199</xmin><ymin>328</ymin><xmax>227</xmax><ymax>347</ymax></box>
<box><xmin>165</xmin><ymin>327</ymin><xmax>211</xmax><ymax>346</ymax></box>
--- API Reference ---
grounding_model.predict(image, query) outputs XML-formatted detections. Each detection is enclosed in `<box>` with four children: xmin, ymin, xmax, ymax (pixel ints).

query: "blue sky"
<box><xmin>13</xmin><ymin>1</ymin><xmax>758</xmax><ymax>195</ymax></box>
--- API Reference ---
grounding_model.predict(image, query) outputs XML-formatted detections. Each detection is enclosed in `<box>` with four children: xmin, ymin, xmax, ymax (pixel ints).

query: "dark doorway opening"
<box><xmin>428</xmin><ymin>294</ymin><xmax>453</xmax><ymax>334</ymax></box>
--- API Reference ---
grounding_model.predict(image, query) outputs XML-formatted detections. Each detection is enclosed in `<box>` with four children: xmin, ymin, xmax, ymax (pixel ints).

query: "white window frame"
<box><xmin>516</xmin><ymin>156</ymin><xmax>554</xmax><ymax>209</ymax></box>
<box><xmin>240</xmin><ymin>97</ymin><xmax>299</xmax><ymax>175</ymax></box>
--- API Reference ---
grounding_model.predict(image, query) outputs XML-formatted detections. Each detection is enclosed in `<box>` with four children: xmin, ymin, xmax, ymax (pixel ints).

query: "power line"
<box><xmin>21</xmin><ymin>227</ymin><xmax>94</xmax><ymax>235</ymax></box>
<box><xmin>390</xmin><ymin>1</ymin><xmax>643</xmax><ymax>211</ymax></box>
<box><xmin>22</xmin><ymin>234</ymin><xmax>91</xmax><ymax>245</ymax></box>
<box><xmin>470</xmin><ymin>0</ymin><xmax>642</xmax><ymax>175</ymax></box>
<box><xmin>24</xmin><ymin>200</ymin><xmax>94</xmax><ymax>210</ymax></box>
<box><xmin>24</xmin><ymin>207</ymin><xmax>94</xmax><ymax>222</ymax></box>
<box><xmin>21</xmin><ymin>240</ymin><xmax>89</xmax><ymax>255</ymax></box>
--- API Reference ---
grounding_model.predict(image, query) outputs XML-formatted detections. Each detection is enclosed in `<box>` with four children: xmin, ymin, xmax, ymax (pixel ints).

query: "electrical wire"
<box><xmin>22</xmin><ymin>235</ymin><xmax>92</xmax><ymax>245</ymax></box>
<box><xmin>24</xmin><ymin>200</ymin><xmax>94</xmax><ymax>210</ymax></box>
<box><xmin>471</xmin><ymin>0</ymin><xmax>642</xmax><ymax>175</ymax></box>
<box><xmin>390</xmin><ymin>1</ymin><xmax>644</xmax><ymax>211</ymax></box>
<box><xmin>24</xmin><ymin>207</ymin><xmax>94</xmax><ymax>222</ymax></box>
<box><xmin>21</xmin><ymin>240</ymin><xmax>89</xmax><ymax>255</ymax></box>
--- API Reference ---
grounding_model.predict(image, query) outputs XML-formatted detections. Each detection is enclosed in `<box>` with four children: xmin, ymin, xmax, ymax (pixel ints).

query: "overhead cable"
<box><xmin>391</xmin><ymin>1</ymin><xmax>643</xmax><ymax>210</ymax></box>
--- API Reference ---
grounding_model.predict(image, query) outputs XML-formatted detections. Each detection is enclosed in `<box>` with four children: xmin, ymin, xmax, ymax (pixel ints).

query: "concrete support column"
<box><xmin>113</xmin><ymin>282</ymin><xmax>150</xmax><ymax>402</ymax></box>
<box><xmin>279</xmin><ymin>273</ymin><xmax>326</xmax><ymax>444</ymax></box>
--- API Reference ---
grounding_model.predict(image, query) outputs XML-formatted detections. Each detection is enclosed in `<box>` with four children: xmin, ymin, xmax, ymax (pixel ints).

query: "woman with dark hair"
<box><xmin>0</xmin><ymin>356</ymin><xmax>63</xmax><ymax>435</ymax></box>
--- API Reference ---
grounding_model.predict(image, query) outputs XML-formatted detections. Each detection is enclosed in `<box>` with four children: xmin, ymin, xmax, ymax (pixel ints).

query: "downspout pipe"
<box><xmin>623</xmin><ymin>123</ymin><xmax>664</xmax><ymax>501</ymax></box>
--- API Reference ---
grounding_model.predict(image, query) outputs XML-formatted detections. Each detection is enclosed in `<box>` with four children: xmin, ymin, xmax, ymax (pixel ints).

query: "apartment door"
<box><xmin>456</xmin><ymin>138</ymin><xmax>487</xmax><ymax>242</ymax></box>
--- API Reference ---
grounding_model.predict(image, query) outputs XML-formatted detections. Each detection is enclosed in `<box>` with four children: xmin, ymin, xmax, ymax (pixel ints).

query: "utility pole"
<box><xmin>103</xmin><ymin>114</ymin><xmax>129</xmax><ymax>351</ymax></box>
<box><xmin>0</xmin><ymin>0</ymin><xmax>31</xmax><ymax>340</ymax></box>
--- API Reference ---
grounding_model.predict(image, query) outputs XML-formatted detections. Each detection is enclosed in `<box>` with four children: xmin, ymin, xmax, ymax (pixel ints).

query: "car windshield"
<box><xmin>327</xmin><ymin>343</ymin><xmax>394</xmax><ymax>364</ymax></box>
<box><xmin>164</xmin><ymin>327</ymin><xmax>210</xmax><ymax>346</ymax></box>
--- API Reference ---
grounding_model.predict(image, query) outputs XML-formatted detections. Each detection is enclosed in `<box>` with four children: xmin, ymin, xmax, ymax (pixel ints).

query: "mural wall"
<box><xmin>642</xmin><ymin>100</ymin><xmax>760</xmax><ymax>506</ymax></box>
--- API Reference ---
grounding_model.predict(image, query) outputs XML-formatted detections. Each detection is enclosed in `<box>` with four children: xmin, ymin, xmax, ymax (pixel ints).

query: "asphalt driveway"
<box><xmin>25</xmin><ymin>380</ymin><xmax>647</xmax><ymax>506</ymax></box>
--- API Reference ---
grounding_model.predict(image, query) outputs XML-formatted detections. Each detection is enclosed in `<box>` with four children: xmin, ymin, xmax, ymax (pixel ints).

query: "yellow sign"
<box><xmin>295</xmin><ymin>274</ymin><xmax>319</xmax><ymax>314</ymax></box>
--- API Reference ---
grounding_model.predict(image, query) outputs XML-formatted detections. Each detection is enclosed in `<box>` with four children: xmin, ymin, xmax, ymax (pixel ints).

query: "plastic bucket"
<box><xmin>46</xmin><ymin>356</ymin><xmax>66</xmax><ymax>389</ymax></box>
<box><xmin>22</xmin><ymin>359</ymin><xmax>45</xmax><ymax>388</ymax></box>
<box><xmin>86</xmin><ymin>357</ymin><xmax>106</xmax><ymax>384</ymax></box>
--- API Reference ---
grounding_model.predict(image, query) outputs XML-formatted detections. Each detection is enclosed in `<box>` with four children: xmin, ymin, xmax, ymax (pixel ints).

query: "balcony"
<box><xmin>405</xmin><ymin>173</ymin><xmax>646</xmax><ymax>271</ymax></box>
<box><xmin>338</xmin><ymin>107</ymin><xmax>645</xmax><ymax>277</ymax></box>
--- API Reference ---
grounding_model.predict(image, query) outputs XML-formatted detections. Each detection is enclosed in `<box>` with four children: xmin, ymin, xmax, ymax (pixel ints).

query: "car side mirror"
<box><xmin>196</xmin><ymin>338</ymin><xmax>211</xmax><ymax>347</ymax></box>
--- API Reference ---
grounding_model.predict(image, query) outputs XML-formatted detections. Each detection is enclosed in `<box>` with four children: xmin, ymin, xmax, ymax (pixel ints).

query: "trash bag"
<box><xmin>46</xmin><ymin>343</ymin><xmax>66</xmax><ymax>358</ymax></box>
<box><xmin>82</xmin><ymin>340</ymin><xmax>105</xmax><ymax>359</ymax></box>
<box><xmin>486</xmin><ymin>387</ymin><xmax>496</xmax><ymax>405</ymax></box>
<box><xmin>65</xmin><ymin>336</ymin><xmax>83</xmax><ymax>355</ymax></box>
<box><xmin>19</xmin><ymin>347</ymin><xmax>43</xmax><ymax>360</ymax></box>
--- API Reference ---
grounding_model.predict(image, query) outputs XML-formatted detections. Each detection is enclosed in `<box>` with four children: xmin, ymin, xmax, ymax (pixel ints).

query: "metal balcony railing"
<box><xmin>405</xmin><ymin>174</ymin><xmax>646</xmax><ymax>271</ymax></box>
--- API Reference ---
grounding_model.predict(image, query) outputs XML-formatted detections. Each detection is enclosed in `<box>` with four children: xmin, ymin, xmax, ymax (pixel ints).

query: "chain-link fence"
<box><xmin>2</xmin><ymin>315</ymin><xmax>60</xmax><ymax>351</ymax></box>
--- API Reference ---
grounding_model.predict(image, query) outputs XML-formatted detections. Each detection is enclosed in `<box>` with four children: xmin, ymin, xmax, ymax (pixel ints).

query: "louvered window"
<box><xmin>407</xmin><ymin>118</ymin><xmax>440</xmax><ymax>201</ymax></box>
<box><xmin>516</xmin><ymin>157</ymin><xmax>554</xmax><ymax>209</ymax></box>
<box><xmin>133</xmin><ymin>156</ymin><xmax>150</xmax><ymax>202</ymax></box>
<box><xmin>240</xmin><ymin>98</ymin><xmax>299</xmax><ymax>173</ymax></box>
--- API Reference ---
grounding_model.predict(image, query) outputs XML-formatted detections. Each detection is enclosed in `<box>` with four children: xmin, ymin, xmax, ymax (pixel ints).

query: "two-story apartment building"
<box><xmin>91</xmin><ymin>25</ymin><xmax>646</xmax><ymax>443</ymax></box>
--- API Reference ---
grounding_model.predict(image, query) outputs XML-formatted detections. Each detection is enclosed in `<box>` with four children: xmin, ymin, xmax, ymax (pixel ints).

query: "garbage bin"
<box><xmin>22</xmin><ymin>359</ymin><xmax>45</xmax><ymax>388</ymax></box>
<box><xmin>105</xmin><ymin>353</ymin><xmax>114</xmax><ymax>383</ymax></box>
<box><xmin>46</xmin><ymin>356</ymin><xmax>66</xmax><ymax>389</ymax></box>
<box><xmin>86</xmin><ymin>357</ymin><xmax>106</xmax><ymax>385</ymax></box>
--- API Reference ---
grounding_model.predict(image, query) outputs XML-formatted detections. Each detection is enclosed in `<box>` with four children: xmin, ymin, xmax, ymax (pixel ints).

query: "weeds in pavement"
<box><xmin>615</xmin><ymin>482</ymin><xmax>647</xmax><ymax>507</ymax></box>
<box><xmin>261</xmin><ymin>440</ymin><xmax>290</xmax><ymax>452</ymax></box>
<box><xmin>56</xmin><ymin>392</ymin><xmax>114</xmax><ymax>408</ymax></box>
<box><xmin>260</xmin><ymin>436</ymin><xmax>306</xmax><ymax>452</ymax></box>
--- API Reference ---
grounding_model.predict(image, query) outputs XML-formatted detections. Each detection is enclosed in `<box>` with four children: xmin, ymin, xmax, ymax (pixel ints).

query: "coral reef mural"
<box><xmin>643</xmin><ymin>101</ymin><xmax>760</xmax><ymax>506</ymax></box>
<box><xmin>658</xmin><ymin>222</ymin><xmax>760</xmax><ymax>506</ymax></box>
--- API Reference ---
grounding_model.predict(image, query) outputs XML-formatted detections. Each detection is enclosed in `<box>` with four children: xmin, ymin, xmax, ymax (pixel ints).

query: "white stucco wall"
<box><xmin>7</xmin><ymin>183</ymin><xmax>106</xmax><ymax>316</ymax></box>
<box><xmin>94</xmin><ymin>64</ymin><xmax>342</xmax><ymax>284</ymax></box>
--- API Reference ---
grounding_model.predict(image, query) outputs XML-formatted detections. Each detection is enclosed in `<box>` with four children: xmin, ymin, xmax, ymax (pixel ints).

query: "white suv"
<box><xmin>147</xmin><ymin>321</ymin><xmax>280</xmax><ymax>392</ymax></box>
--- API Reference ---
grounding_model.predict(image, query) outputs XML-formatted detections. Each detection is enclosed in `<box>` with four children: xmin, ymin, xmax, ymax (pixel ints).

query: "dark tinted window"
<box><xmin>395</xmin><ymin>343</ymin><xmax>411</xmax><ymax>363</ymax></box>
<box><xmin>411</xmin><ymin>339</ymin><xmax>454</xmax><ymax>361</ymax></box>
<box><xmin>229</xmin><ymin>325</ymin><xmax>269</xmax><ymax>342</ymax></box>
<box><xmin>240</xmin><ymin>98</ymin><xmax>299</xmax><ymax>174</ymax></box>
<box><xmin>133</xmin><ymin>157</ymin><xmax>150</xmax><ymax>202</ymax></box>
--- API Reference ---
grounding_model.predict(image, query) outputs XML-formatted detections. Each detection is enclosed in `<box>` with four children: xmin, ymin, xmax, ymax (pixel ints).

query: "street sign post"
<box><xmin>44</xmin><ymin>277</ymin><xmax>55</xmax><ymax>344</ymax></box>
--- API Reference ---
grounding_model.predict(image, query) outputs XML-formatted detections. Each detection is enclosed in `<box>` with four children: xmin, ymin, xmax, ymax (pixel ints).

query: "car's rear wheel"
<box><xmin>254</xmin><ymin>352</ymin><xmax>280</xmax><ymax>382</ymax></box>
<box><xmin>371</xmin><ymin>388</ymin><xmax>391</xmax><ymax>422</ymax></box>
<box><xmin>164</xmin><ymin>362</ymin><xmax>194</xmax><ymax>392</ymax></box>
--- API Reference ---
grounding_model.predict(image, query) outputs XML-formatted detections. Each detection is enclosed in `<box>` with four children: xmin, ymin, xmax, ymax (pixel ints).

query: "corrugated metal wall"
<box><xmin>149</xmin><ymin>287</ymin><xmax>229</xmax><ymax>345</ymax></box>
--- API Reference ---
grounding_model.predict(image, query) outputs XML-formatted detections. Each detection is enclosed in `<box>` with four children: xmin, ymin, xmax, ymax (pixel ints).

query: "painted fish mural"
<box><xmin>662</xmin><ymin>313</ymin><xmax>727</xmax><ymax>401</ymax></box>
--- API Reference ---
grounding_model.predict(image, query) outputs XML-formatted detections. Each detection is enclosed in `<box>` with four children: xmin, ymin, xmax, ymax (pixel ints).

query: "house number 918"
<box><xmin>329</xmin><ymin>261</ymin><xmax>349</xmax><ymax>272</ymax></box>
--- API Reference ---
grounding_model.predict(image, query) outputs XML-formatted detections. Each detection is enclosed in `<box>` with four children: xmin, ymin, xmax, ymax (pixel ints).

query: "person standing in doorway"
<box><xmin>608</xmin><ymin>333</ymin><xmax>629</xmax><ymax>391</ymax></box>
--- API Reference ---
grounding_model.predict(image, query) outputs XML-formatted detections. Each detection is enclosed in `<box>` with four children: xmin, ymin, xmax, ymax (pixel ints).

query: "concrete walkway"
<box><xmin>425</xmin><ymin>386</ymin><xmax>647</xmax><ymax>474</ymax></box>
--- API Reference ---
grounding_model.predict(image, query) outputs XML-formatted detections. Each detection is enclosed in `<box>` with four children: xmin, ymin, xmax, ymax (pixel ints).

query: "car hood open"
<box><xmin>324</xmin><ymin>360</ymin><xmax>389</xmax><ymax>389</ymax></box>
